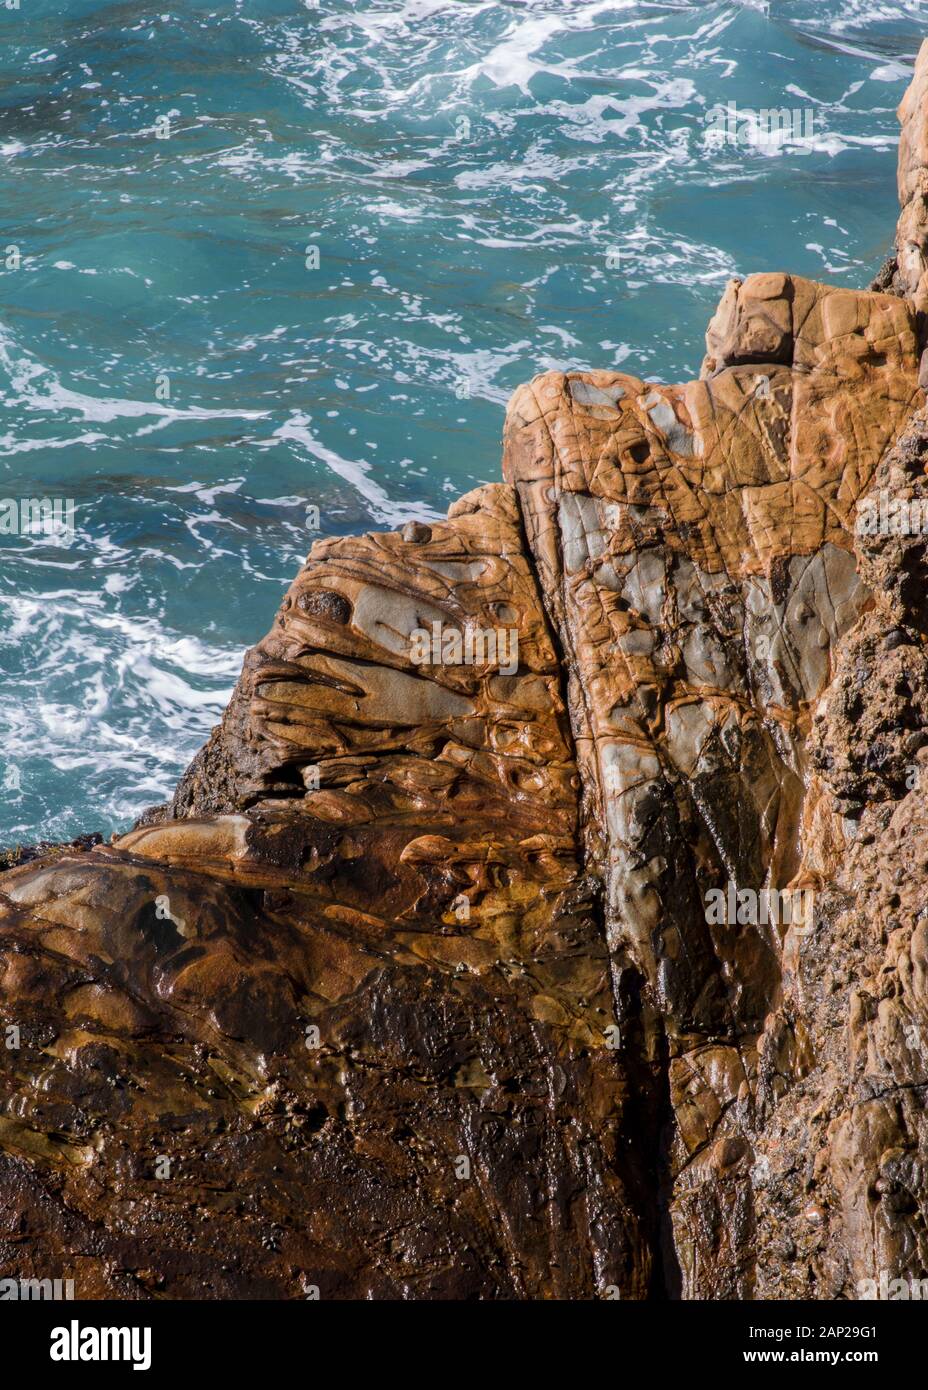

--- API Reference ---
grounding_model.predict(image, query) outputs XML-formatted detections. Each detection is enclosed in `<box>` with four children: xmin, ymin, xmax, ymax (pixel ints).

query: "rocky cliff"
<box><xmin>5</xmin><ymin>49</ymin><xmax>928</xmax><ymax>1301</ymax></box>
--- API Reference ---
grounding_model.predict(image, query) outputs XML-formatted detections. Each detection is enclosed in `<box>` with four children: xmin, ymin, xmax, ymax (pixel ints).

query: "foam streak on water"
<box><xmin>0</xmin><ymin>0</ymin><xmax>924</xmax><ymax>841</ymax></box>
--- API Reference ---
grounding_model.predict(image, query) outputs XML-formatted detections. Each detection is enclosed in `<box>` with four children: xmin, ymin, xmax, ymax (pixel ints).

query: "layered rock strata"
<box><xmin>5</xmin><ymin>45</ymin><xmax>928</xmax><ymax>1300</ymax></box>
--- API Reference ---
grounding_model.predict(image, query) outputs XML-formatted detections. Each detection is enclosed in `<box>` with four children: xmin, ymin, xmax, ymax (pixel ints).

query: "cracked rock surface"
<box><xmin>6</xmin><ymin>48</ymin><xmax>928</xmax><ymax>1300</ymax></box>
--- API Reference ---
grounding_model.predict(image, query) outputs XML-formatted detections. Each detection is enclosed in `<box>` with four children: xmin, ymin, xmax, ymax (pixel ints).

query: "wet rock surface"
<box><xmin>6</xmin><ymin>48</ymin><xmax>928</xmax><ymax>1300</ymax></box>
<box><xmin>0</xmin><ymin>486</ymin><xmax>654</xmax><ymax>1299</ymax></box>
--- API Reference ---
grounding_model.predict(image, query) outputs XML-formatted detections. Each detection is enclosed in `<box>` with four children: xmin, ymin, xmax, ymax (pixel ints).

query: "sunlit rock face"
<box><xmin>502</xmin><ymin>268</ymin><xmax>922</xmax><ymax>1297</ymax></box>
<box><xmin>4</xmin><ymin>46</ymin><xmax>928</xmax><ymax>1301</ymax></box>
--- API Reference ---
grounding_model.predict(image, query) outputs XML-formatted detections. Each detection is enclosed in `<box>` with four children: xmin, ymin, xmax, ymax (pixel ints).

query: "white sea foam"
<box><xmin>0</xmin><ymin>585</ymin><xmax>242</xmax><ymax>834</ymax></box>
<box><xmin>0</xmin><ymin>0</ymin><xmax>920</xmax><ymax>846</ymax></box>
<box><xmin>272</xmin><ymin>413</ymin><xmax>444</xmax><ymax>526</ymax></box>
<box><xmin>0</xmin><ymin>324</ymin><xmax>271</xmax><ymax>427</ymax></box>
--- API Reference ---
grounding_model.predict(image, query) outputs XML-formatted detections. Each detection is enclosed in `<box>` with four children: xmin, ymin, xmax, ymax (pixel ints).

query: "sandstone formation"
<box><xmin>5</xmin><ymin>45</ymin><xmax>928</xmax><ymax>1300</ymax></box>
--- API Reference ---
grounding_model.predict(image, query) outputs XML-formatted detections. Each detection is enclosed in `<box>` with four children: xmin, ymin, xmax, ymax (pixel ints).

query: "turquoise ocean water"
<box><xmin>0</xmin><ymin>0</ymin><xmax>926</xmax><ymax>843</ymax></box>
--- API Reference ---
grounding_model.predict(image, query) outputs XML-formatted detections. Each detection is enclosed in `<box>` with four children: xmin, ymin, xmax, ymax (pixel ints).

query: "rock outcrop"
<box><xmin>501</xmin><ymin>266</ymin><xmax>921</xmax><ymax>1297</ymax></box>
<box><xmin>5</xmin><ymin>45</ymin><xmax>928</xmax><ymax>1300</ymax></box>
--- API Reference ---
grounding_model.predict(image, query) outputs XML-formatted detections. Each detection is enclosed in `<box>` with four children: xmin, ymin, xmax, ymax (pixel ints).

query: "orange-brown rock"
<box><xmin>0</xmin><ymin>485</ymin><xmax>653</xmax><ymax>1299</ymax></box>
<box><xmin>5</xmin><ymin>48</ymin><xmax>928</xmax><ymax>1302</ymax></box>
<box><xmin>501</xmin><ymin>266</ymin><xmax>921</xmax><ymax>1294</ymax></box>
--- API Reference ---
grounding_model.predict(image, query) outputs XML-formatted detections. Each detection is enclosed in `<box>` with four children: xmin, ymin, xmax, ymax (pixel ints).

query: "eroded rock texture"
<box><xmin>0</xmin><ymin>486</ymin><xmax>653</xmax><ymax>1299</ymax></box>
<box><xmin>5</xmin><ymin>48</ymin><xmax>928</xmax><ymax>1300</ymax></box>
<box><xmin>501</xmin><ymin>269</ymin><xmax>921</xmax><ymax>1297</ymax></box>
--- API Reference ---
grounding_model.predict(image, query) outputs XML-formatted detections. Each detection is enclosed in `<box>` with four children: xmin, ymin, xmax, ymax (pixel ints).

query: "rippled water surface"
<box><xmin>0</xmin><ymin>0</ymin><xmax>926</xmax><ymax>842</ymax></box>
